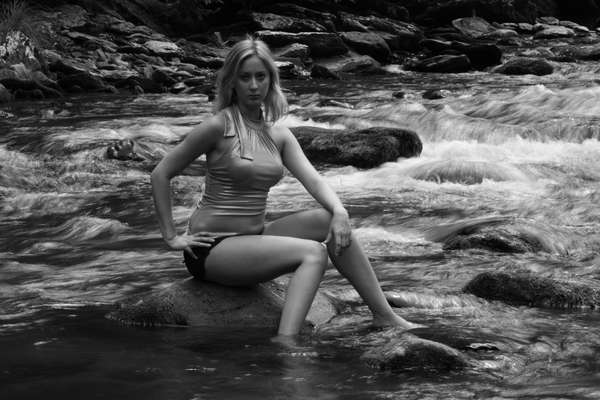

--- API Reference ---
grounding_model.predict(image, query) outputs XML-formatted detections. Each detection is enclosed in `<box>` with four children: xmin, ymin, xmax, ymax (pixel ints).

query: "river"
<box><xmin>1</xmin><ymin>64</ymin><xmax>599</xmax><ymax>399</ymax></box>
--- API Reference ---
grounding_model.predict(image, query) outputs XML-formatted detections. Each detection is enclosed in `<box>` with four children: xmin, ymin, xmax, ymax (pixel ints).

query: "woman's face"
<box><xmin>234</xmin><ymin>55</ymin><xmax>271</xmax><ymax>110</ymax></box>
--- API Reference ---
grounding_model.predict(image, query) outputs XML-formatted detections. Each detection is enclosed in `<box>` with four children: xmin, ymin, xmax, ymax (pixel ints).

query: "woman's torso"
<box><xmin>188</xmin><ymin>106</ymin><xmax>284</xmax><ymax>235</ymax></box>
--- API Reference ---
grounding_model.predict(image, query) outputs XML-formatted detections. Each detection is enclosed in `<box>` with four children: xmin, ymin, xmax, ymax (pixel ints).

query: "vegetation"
<box><xmin>0</xmin><ymin>0</ymin><xmax>41</xmax><ymax>46</ymax></box>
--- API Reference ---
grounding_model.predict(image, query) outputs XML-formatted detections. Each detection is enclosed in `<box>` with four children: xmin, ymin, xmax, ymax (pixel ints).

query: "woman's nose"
<box><xmin>249</xmin><ymin>77</ymin><xmax>258</xmax><ymax>89</ymax></box>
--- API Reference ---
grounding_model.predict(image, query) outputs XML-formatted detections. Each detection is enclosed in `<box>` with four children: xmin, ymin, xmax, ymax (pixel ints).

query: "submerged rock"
<box><xmin>464</xmin><ymin>272</ymin><xmax>600</xmax><ymax>309</ymax></box>
<box><xmin>361</xmin><ymin>332</ymin><xmax>472</xmax><ymax>372</ymax></box>
<box><xmin>291</xmin><ymin>126</ymin><xmax>422</xmax><ymax>168</ymax></box>
<box><xmin>106</xmin><ymin>277</ymin><xmax>338</xmax><ymax>330</ymax></box>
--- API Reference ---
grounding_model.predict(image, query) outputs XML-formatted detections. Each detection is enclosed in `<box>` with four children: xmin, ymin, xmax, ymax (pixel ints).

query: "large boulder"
<box><xmin>107</xmin><ymin>277</ymin><xmax>338</xmax><ymax>329</ymax></box>
<box><xmin>464</xmin><ymin>272</ymin><xmax>600</xmax><ymax>310</ymax></box>
<box><xmin>256</xmin><ymin>31</ymin><xmax>348</xmax><ymax>58</ymax></box>
<box><xmin>291</xmin><ymin>126</ymin><xmax>422</xmax><ymax>168</ymax></box>
<box><xmin>340</xmin><ymin>32</ymin><xmax>392</xmax><ymax>63</ymax></box>
<box><xmin>493</xmin><ymin>57</ymin><xmax>554</xmax><ymax>76</ymax></box>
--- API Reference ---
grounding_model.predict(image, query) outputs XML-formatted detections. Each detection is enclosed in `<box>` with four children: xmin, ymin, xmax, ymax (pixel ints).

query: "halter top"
<box><xmin>188</xmin><ymin>105</ymin><xmax>284</xmax><ymax>234</ymax></box>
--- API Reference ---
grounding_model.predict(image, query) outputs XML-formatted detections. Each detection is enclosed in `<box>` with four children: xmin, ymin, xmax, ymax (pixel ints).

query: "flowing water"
<box><xmin>1</xmin><ymin>63</ymin><xmax>600</xmax><ymax>399</ymax></box>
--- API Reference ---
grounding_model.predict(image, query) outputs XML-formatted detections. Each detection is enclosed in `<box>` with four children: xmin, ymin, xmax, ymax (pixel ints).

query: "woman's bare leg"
<box><xmin>204</xmin><ymin>235</ymin><xmax>327</xmax><ymax>335</ymax></box>
<box><xmin>264</xmin><ymin>209</ymin><xmax>421</xmax><ymax>329</ymax></box>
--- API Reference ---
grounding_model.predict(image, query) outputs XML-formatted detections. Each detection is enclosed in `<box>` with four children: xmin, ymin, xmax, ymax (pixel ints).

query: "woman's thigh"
<box><xmin>264</xmin><ymin>209</ymin><xmax>331</xmax><ymax>241</ymax></box>
<box><xmin>204</xmin><ymin>234</ymin><xmax>326</xmax><ymax>286</ymax></box>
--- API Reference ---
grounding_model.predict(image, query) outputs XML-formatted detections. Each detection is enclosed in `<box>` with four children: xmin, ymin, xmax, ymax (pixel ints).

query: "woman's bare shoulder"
<box><xmin>186</xmin><ymin>113</ymin><xmax>226</xmax><ymax>142</ymax></box>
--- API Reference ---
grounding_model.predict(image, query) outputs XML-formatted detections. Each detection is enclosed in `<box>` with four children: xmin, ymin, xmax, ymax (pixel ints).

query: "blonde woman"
<box><xmin>151</xmin><ymin>37</ymin><xmax>420</xmax><ymax>337</ymax></box>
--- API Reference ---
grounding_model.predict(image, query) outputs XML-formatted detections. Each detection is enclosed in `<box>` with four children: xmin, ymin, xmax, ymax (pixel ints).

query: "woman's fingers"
<box><xmin>184</xmin><ymin>246</ymin><xmax>198</xmax><ymax>259</ymax></box>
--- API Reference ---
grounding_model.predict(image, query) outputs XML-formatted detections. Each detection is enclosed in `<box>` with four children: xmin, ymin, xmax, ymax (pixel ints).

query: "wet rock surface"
<box><xmin>464</xmin><ymin>271</ymin><xmax>600</xmax><ymax>309</ymax></box>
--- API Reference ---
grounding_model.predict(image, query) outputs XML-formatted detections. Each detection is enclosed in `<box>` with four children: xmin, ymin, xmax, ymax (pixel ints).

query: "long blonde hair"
<box><xmin>214</xmin><ymin>37</ymin><xmax>288</xmax><ymax>123</ymax></box>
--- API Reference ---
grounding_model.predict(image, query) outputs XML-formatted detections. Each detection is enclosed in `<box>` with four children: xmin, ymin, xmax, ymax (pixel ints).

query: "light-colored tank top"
<box><xmin>188</xmin><ymin>105</ymin><xmax>284</xmax><ymax>234</ymax></box>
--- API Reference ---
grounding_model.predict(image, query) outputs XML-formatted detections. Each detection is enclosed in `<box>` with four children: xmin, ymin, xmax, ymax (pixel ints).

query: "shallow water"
<box><xmin>1</xmin><ymin>63</ymin><xmax>600</xmax><ymax>399</ymax></box>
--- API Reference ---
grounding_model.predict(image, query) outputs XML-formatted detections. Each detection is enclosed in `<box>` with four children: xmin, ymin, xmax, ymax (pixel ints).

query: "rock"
<box><xmin>0</xmin><ymin>83</ymin><xmax>11</xmax><ymax>102</ymax></box>
<box><xmin>451</xmin><ymin>41</ymin><xmax>502</xmax><ymax>69</ymax></box>
<box><xmin>493</xmin><ymin>57</ymin><xmax>553</xmax><ymax>76</ymax></box>
<box><xmin>534</xmin><ymin>25</ymin><xmax>576</xmax><ymax>39</ymax></box>
<box><xmin>144</xmin><ymin>40</ymin><xmax>182</xmax><ymax>58</ymax></box>
<box><xmin>559</xmin><ymin>20</ymin><xmax>590</xmax><ymax>35</ymax></box>
<box><xmin>452</xmin><ymin>17</ymin><xmax>496</xmax><ymax>38</ymax></box>
<box><xmin>250</xmin><ymin>12</ymin><xmax>326</xmax><ymax>32</ymax></box>
<box><xmin>276</xmin><ymin>61</ymin><xmax>309</xmax><ymax>79</ymax></box>
<box><xmin>464</xmin><ymin>272</ymin><xmax>600</xmax><ymax>310</ymax></box>
<box><xmin>290</xmin><ymin>126</ymin><xmax>422</xmax><ymax>168</ymax></box>
<box><xmin>551</xmin><ymin>44</ymin><xmax>600</xmax><ymax>61</ymax></box>
<box><xmin>422</xmin><ymin>89</ymin><xmax>444</xmax><ymax>99</ymax></box>
<box><xmin>64</xmin><ymin>31</ymin><xmax>118</xmax><ymax>53</ymax></box>
<box><xmin>170</xmin><ymin>82</ymin><xmax>187</xmax><ymax>93</ymax></box>
<box><xmin>58</xmin><ymin>71</ymin><xmax>106</xmax><ymax>92</ymax></box>
<box><xmin>392</xmin><ymin>91</ymin><xmax>405</xmax><ymax>99</ymax></box>
<box><xmin>267</xmin><ymin>3</ymin><xmax>336</xmax><ymax>32</ymax></box>
<box><xmin>151</xmin><ymin>68</ymin><xmax>177</xmax><ymax>86</ymax></box>
<box><xmin>106</xmin><ymin>277</ymin><xmax>337</xmax><ymax>329</ymax></box>
<box><xmin>443</xmin><ymin>225</ymin><xmax>548</xmax><ymax>253</ymax></box>
<box><xmin>274</xmin><ymin>43</ymin><xmax>310</xmax><ymax>60</ymax></box>
<box><xmin>361</xmin><ymin>332</ymin><xmax>472</xmax><ymax>372</ymax></box>
<box><xmin>182</xmin><ymin>55</ymin><xmax>224</xmax><ymax>69</ymax></box>
<box><xmin>106</xmin><ymin>139</ymin><xmax>145</xmax><ymax>162</ymax></box>
<box><xmin>405</xmin><ymin>54</ymin><xmax>471</xmax><ymax>73</ymax></box>
<box><xmin>357</xmin><ymin>17</ymin><xmax>423</xmax><ymax>51</ymax></box>
<box><xmin>481</xmin><ymin>28</ymin><xmax>519</xmax><ymax>40</ymax></box>
<box><xmin>0</xmin><ymin>65</ymin><xmax>61</xmax><ymax>97</ymax></box>
<box><xmin>310</xmin><ymin>64</ymin><xmax>341</xmax><ymax>80</ymax></box>
<box><xmin>340</xmin><ymin>32</ymin><xmax>392</xmax><ymax>63</ymax></box>
<box><xmin>420</xmin><ymin>38</ymin><xmax>453</xmax><ymax>53</ymax></box>
<box><xmin>317</xmin><ymin>53</ymin><xmax>385</xmax><ymax>75</ymax></box>
<box><xmin>409</xmin><ymin>160</ymin><xmax>524</xmax><ymax>185</ymax></box>
<box><xmin>256</xmin><ymin>31</ymin><xmax>348</xmax><ymax>58</ymax></box>
<box><xmin>537</xmin><ymin>16</ymin><xmax>560</xmax><ymax>25</ymax></box>
<box><xmin>14</xmin><ymin>88</ymin><xmax>44</xmax><ymax>100</ymax></box>
<box><xmin>336</xmin><ymin>12</ymin><xmax>370</xmax><ymax>32</ymax></box>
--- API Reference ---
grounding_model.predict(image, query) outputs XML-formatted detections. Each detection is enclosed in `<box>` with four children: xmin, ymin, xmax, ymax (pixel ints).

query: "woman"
<box><xmin>151</xmin><ymin>37</ymin><xmax>420</xmax><ymax>337</ymax></box>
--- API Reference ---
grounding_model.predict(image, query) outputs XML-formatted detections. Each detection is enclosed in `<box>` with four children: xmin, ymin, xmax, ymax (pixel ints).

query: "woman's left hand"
<box><xmin>324</xmin><ymin>209</ymin><xmax>352</xmax><ymax>256</ymax></box>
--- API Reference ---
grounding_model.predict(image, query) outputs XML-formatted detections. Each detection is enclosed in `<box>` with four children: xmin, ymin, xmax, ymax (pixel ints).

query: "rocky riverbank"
<box><xmin>2</xmin><ymin>0</ymin><xmax>600</xmax><ymax>104</ymax></box>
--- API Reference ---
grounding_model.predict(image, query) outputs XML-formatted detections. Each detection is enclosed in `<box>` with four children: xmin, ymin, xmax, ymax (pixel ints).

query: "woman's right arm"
<box><xmin>151</xmin><ymin>115</ymin><xmax>224</xmax><ymax>255</ymax></box>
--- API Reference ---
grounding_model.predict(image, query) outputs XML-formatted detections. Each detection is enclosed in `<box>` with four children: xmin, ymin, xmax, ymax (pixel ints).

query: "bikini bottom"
<box><xmin>183</xmin><ymin>228</ymin><xmax>264</xmax><ymax>280</ymax></box>
<box><xmin>183</xmin><ymin>237</ymin><xmax>228</xmax><ymax>280</ymax></box>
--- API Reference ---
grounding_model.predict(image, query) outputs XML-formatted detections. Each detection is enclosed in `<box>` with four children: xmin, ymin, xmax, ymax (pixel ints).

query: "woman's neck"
<box><xmin>236</xmin><ymin>103</ymin><xmax>262</xmax><ymax>121</ymax></box>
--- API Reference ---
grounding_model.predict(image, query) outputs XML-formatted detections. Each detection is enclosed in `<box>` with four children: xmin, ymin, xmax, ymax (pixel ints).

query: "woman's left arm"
<box><xmin>278</xmin><ymin>127</ymin><xmax>351</xmax><ymax>255</ymax></box>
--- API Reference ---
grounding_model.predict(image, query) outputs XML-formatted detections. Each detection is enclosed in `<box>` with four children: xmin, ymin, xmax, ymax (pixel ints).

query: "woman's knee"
<box><xmin>302</xmin><ymin>240</ymin><xmax>328</xmax><ymax>272</ymax></box>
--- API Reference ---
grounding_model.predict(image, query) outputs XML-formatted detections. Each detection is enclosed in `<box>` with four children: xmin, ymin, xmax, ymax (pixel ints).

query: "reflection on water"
<box><xmin>1</xmin><ymin>70</ymin><xmax>600</xmax><ymax>399</ymax></box>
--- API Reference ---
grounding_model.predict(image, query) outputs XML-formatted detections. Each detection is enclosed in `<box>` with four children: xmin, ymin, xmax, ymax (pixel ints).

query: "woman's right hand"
<box><xmin>164</xmin><ymin>232</ymin><xmax>217</xmax><ymax>259</ymax></box>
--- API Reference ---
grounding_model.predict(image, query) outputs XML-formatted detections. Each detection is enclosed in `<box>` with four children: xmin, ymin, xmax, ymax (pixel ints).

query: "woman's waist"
<box><xmin>188</xmin><ymin>207</ymin><xmax>265</xmax><ymax>235</ymax></box>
